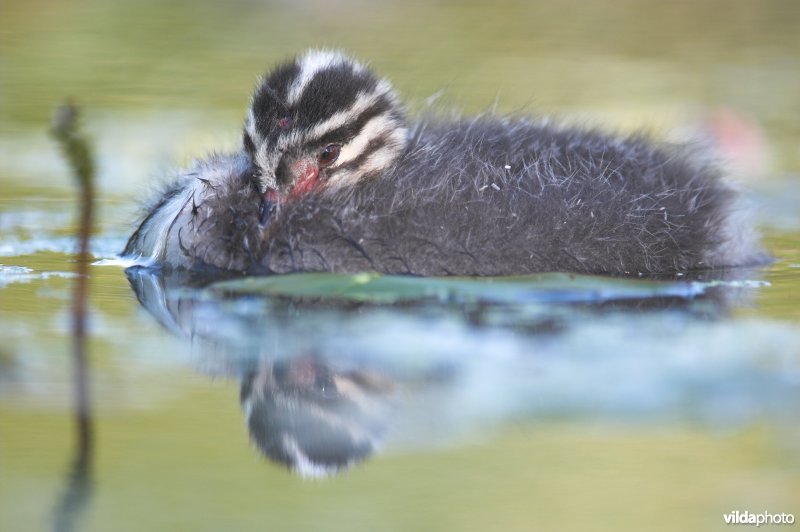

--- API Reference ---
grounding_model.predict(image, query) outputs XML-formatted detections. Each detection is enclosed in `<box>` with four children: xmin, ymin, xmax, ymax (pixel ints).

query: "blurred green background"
<box><xmin>3</xmin><ymin>0</ymin><xmax>800</xmax><ymax>180</ymax></box>
<box><xmin>1</xmin><ymin>1</ymin><xmax>799</xmax><ymax>531</ymax></box>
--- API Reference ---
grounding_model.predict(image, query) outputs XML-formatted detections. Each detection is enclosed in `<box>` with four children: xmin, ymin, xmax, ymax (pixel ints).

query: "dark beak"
<box><xmin>259</xmin><ymin>188</ymin><xmax>279</xmax><ymax>226</ymax></box>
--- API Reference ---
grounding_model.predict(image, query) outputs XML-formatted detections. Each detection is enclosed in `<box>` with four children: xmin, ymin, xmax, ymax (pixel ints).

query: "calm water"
<box><xmin>1</xmin><ymin>1</ymin><xmax>799</xmax><ymax>531</ymax></box>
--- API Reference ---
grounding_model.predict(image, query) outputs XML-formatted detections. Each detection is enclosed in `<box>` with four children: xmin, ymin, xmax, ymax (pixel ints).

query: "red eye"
<box><xmin>318</xmin><ymin>144</ymin><xmax>341</xmax><ymax>167</ymax></box>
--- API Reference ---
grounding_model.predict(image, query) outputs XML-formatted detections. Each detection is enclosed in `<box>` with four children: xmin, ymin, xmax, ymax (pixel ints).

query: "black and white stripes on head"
<box><xmin>244</xmin><ymin>50</ymin><xmax>408</xmax><ymax>198</ymax></box>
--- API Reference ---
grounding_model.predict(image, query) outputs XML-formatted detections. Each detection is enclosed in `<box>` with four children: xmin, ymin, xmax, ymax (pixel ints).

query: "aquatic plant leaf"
<box><xmin>211</xmin><ymin>272</ymin><xmax>708</xmax><ymax>304</ymax></box>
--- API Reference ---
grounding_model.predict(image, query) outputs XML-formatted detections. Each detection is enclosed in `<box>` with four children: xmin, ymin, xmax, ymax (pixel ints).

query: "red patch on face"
<box><xmin>288</xmin><ymin>160</ymin><xmax>320</xmax><ymax>199</ymax></box>
<box><xmin>277</xmin><ymin>118</ymin><xmax>291</xmax><ymax>129</ymax></box>
<box><xmin>263</xmin><ymin>188</ymin><xmax>279</xmax><ymax>203</ymax></box>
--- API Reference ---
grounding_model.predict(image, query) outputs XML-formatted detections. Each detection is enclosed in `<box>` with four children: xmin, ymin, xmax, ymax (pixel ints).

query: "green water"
<box><xmin>1</xmin><ymin>1</ymin><xmax>799</xmax><ymax>531</ymax></box>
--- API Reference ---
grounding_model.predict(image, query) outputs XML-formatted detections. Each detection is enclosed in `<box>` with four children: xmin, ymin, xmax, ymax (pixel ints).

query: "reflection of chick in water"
<box><xmin>240</xmin><ymin>353</ymin><xmax>394</xmax><ymax>477</ymax></box>
<box><xmin>125</xmin><ymin>267</ymin><xmax>760</xmax><ymax>477</ymax></box>
<box><xmin>125</xmin><ymin>267</ymin><xmax>397</xmax><ymax>475</ymax></box>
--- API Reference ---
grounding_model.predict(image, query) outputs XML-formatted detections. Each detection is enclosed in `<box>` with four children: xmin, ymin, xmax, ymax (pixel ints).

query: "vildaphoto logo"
<box><xmin>723</xmin><ymin>510</ymin><xmax>795</xmax><ymax>526</ymax></box>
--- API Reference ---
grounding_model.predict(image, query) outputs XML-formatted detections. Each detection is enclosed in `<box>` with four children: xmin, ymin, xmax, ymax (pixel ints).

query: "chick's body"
<box><xmin>124</xmin><ymin>51</ymin><xmax>764</xmax><ymax>276</ymax></box>
<box><xmin>261</xmin><ymin>116</ymin><xmax>760</xmax><ymax>276</ymax></box>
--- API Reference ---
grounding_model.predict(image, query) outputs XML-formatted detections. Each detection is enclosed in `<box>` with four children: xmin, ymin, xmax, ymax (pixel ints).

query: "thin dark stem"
<box><xmin>50</xmin><ymin>102</ymin><xmax>95</xmax><ymax>532</ymax></box>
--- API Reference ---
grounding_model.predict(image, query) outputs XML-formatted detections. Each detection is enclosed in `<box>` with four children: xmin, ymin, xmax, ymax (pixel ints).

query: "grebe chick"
<box><xmin>124</xmin><ymin>51</ymin><xmax>765</xmax><ymax>276</ymax></box>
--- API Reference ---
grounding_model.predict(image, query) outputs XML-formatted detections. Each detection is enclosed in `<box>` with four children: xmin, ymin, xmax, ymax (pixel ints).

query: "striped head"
<box><xmin>244</xmin><ymin>50</ymin><xmax>408</xmax><ymax>202</ymax></box>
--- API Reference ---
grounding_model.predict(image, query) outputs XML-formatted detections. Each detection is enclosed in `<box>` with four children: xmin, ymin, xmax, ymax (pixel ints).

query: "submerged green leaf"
<box><xmin>211</xmin><ymin>272</ymin><xmax>708</xmax><ymax>304</ymax></box>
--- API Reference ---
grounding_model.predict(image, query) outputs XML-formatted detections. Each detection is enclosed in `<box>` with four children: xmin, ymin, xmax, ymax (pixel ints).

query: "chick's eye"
<box><xmin>318</xmin><ymin>144</ymin><xmax>341</xmax><ymax>168</ymax></box>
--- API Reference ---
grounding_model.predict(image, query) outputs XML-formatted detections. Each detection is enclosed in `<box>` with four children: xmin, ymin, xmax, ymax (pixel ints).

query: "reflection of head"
<box><xmin>240</xmin><ymin>354</ymin><xmax>392</xmax><ymax>477</ymax></box>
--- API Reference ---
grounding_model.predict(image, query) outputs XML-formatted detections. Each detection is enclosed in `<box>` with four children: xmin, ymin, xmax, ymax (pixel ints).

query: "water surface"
<box><xmin>2</xmin><ymin>1</ymin><xmax>799</xmax><ymax>530</ymax></box>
